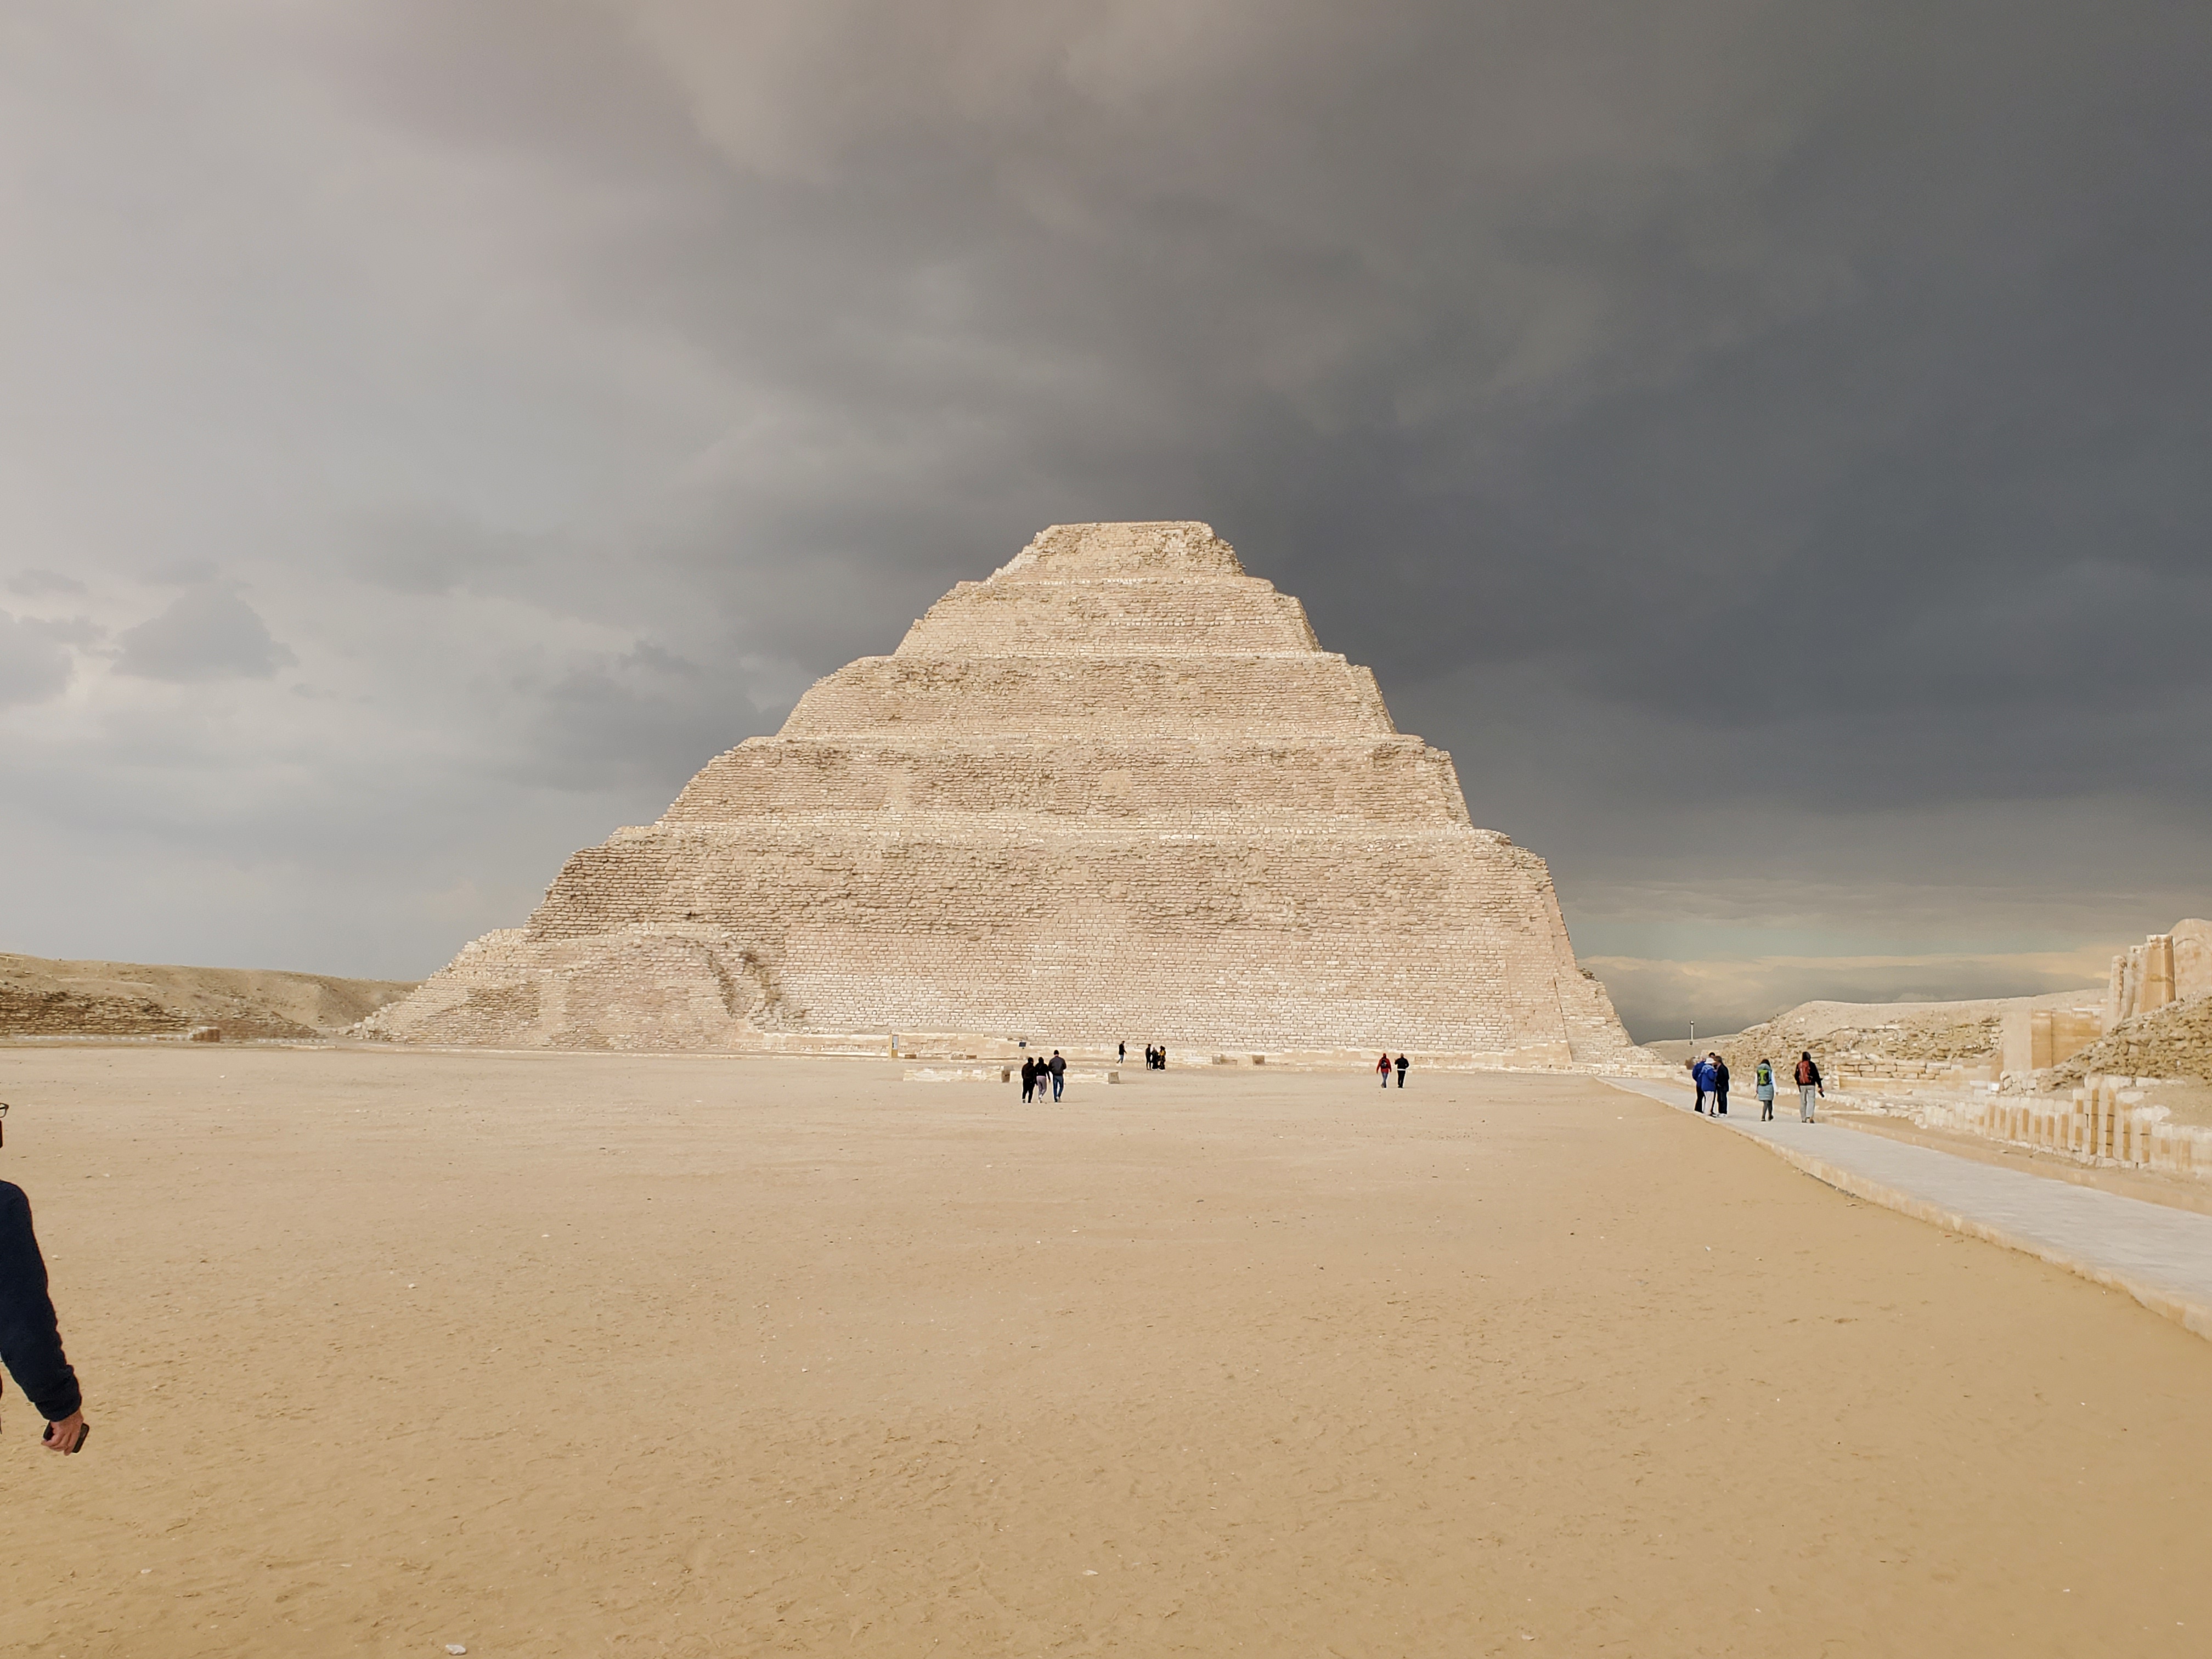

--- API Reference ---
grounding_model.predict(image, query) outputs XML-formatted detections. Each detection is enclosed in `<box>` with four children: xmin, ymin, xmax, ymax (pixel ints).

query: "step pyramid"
<box><xmin>365</xmin><ymin>522</ymin><xmax>1635</xmax><ymax>1062</ymax></box>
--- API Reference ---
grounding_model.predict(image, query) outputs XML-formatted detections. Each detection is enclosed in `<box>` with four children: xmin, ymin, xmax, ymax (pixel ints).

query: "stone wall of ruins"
<box><xmin>2107</xmin><ymin>921</ymin><xmax>2212</xmax><ymax>1026</ymax></box>
<box><xmin>364</xmin><ymin>522</ymin><xmax>1638</xmax><ymax>1062</ymax></box>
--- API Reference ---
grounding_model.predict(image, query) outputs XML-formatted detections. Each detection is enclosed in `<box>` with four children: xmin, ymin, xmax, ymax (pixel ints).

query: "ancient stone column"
<box><xmin>2141</xmin><ymin>934</ymin><xmax>2176</xmax><ymax>1015</ymax></box>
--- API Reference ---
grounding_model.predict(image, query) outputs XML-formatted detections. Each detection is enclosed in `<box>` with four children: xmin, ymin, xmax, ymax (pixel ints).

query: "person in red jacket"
<box><xmin>1376</xmin><ymin>1052</ymin><xmax>1392</xmax><ymax>1088</ymax></box>
<box><xmin>1</xmin><ymin>1178</ymin><xmax>87</xmax><ymax>1454</ymax></box>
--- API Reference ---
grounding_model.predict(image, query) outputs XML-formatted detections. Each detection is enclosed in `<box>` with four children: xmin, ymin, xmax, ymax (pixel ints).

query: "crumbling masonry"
<box><xmin>363</xmin><ymin>523</ymin><xmax>1637</xmax><ymax>1062</ymax></box>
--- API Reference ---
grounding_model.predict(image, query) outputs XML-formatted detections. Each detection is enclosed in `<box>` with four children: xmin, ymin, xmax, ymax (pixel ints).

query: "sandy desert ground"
<box><xmin>4</xmin><ymin>1046</ymin><xmax>2210</xmax><ymax>1657</ymax></box>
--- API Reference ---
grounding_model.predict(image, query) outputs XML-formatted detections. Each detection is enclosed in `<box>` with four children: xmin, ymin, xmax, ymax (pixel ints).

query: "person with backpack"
<box><xmin>1754</xmin><ymin>1058</ymin><xmax>1776</xmax><ymax>1120</ymax></box>
<box><xmin>1795</xmin><ymin>1052</ymin><xmax>1824</xmax><ymax>1121</ymax></box>
<box><xmin>1377</xmin><ymin>1052</ymin><xmax>1393</xmax><ymax>1088</ymax></box>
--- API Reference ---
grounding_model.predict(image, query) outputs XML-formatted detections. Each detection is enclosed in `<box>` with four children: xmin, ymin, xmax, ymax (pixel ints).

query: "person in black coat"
<box><xmin>1</xmin><ymin>1180</ymin><xmax>88</xmax><ymax>1454</ymax></box>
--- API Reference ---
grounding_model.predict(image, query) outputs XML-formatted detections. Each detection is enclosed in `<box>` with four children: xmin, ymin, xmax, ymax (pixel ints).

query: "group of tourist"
<box><xmin>1375</xmin><ymin>1052</ymin><xmax>1410</xmax><ymax>1087</ymax></box>
<box><xmin>1017</xmin><ymin>1043</ymin><xmax>1175</xmax><ymax>1099</ymax></box>
<box><xmin>1688</xmin><ymin>1051</ymin><xmax>1825</xmax><ymax>1121</ymax></box>
<box><xmin>1018</xmin><ymin>1051</ymin><xmax>1066</xmax><ymax>1103</ymax></box>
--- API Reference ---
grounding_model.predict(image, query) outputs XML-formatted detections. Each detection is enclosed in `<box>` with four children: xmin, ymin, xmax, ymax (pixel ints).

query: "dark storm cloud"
<box><xmin>8</xmin><ymin>570</ymin><xmax>87</xmax><ymax>597</ymax></box>
<box><xmin>114</xmin><ymin>588</ymin><xmax>297</xmax><ymax>683</ymax></box>
<box><xmin>0</xmin><ymin>612</ymin><xmax>75</xmax><ymax>707</ymax></box>
<box><xmin>516</xmin><ymin>640</ymin><xmax>759</xmax><ymax>794</ymax></box>
<box><xmin>342</xmin><ymin>508</ymin><xmax>549</xmax><ymax>598</ymax></box>
<box><xmin>379</xmin><ymin>0</ymin><xmax>2210</xmax><ymax>769</ymax></box>
<box><xmin>1</xmin><ymin>1</ymin><xmax>2205</xmax><ymax>1035</ymax></box>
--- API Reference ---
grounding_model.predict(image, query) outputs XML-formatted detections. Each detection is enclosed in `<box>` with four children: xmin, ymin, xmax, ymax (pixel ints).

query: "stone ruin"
<box><xmin>362</xmin><ymin>522</ymin><xmax>1638</xmax><ymax>1064</ymax></box>
<box><xmin>2107</xmin><ymin>921</ymin><xmax>2212</xmax><ymax>1026</ymax></box>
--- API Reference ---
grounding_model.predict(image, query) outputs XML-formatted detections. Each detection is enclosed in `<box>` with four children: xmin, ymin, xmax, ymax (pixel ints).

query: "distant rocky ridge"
<box><xmin>1</xmin><ymin>952</ymin><xmax>416</xmax><ymax>1041</ymax></box>
<box><xmin>1651</xmin><ymin>920</ymin><xmax>2211</xmax><ymax>1089</ymax></box>
<box><xmin>1650</xmin><ymin>990</ymin><xmax>2101</xmax><ymax>1081</ymax></box>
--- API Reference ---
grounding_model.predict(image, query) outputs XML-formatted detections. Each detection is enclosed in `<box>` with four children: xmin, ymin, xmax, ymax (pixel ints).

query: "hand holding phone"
<box><xmin>42</xmin><ymin>1412</ymin><xmax>89</xmax><ymax>1454</ymax></box>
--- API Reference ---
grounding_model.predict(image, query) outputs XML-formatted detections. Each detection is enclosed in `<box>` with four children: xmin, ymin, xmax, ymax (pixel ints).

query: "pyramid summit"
<box><xmin>365</xmin><ymin>522</ymin><xmax>1636</xmax><ymax>1062</ymax></box>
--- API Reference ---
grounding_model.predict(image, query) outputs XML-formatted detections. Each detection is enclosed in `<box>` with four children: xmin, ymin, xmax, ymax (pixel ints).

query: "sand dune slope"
<box><xmin>3</xmin><ymin>1049</ymin><xmax>2209</xmax><ymax>1656</ymax></box>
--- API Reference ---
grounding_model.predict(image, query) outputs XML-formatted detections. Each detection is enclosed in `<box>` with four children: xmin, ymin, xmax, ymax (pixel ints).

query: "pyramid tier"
<box><xmin>782</xmin><ymin>654</ymin><xmax>1395</xmax><ymax>738</ymax></box>
<box><xmin>495</xmin><ymin>823</ymin><xmax>1615</xmax><ymax>1053</ymax></box>
<box><xmin>990</xmin><ymin>520</ymin><xmax>1246</xmax><ymax>581</ymax></box>
<box><xmin>532</xmin><ymin>825</ymin><xmax>1540</xmax><ymax>942</ymax></box>
<box><xmin>895</xmin><ymin>575</ymin><xmax>1321</xmax><ymax>659</ymax></box>
<box><xmin>663</xmin><ymin>736</ymin><xmax>1472</xmax><ymax>828</ymax></box>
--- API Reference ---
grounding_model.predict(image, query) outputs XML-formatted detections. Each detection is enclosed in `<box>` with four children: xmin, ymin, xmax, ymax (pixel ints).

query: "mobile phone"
<box><xmin>46</xmin><ymin>1420</ymin><xmax>89</xmax><ymax>1453</ymax></box>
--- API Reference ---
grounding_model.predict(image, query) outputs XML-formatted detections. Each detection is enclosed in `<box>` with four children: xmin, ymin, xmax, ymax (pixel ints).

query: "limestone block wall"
<box><xmin>2108</xmin><ymin>921</ymin><xmax>2212</xmax><ymax>1025</ymax></box>
<box><xmin>2032</xmin><ymin>1009</ymin><xmax>2107</xmax><ymax>1071</ymax></box>
<box><xmin>897</xmin><ymin>578</ymin><xmax>1321</xmax><ymax>658</ymax></box>
<box><xmin>382</xmin><ymin>927</ymin><xmax>768</xmax><ymax>1051</ymax></box>
<box><xmin>361</xmin><ymin>521</ymin><xmax>1638</xmax><ymax>1062</ymax></box>
<box><xmin>664</xmin><ymin>738</ymin><xmax>1474</xmax><ymax>827</ymax></box>
<box><xmin>2181</xmin><ymin>922</ymin><xmax>2212</xmax><ymax>1002</ymax></box>
<box><xmin>994</xmin><ymin>520</ymin><xmax>1245</xmax><ymax>579</ymax></box>
<box><xmin>1916</xmin><ymin>1080</ymin><xmax>2212</xmax><ymax>1183</ymax></box>
<box><xmin>782</xmin><ymin>655</ymin><xmax>1395</xmax><ymax>738</ymax></box>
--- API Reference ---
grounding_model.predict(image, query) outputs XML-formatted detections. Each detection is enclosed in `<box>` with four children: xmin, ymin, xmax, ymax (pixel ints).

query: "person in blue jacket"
<box><xmin>1</xmin><ymin>1178</ymin><xmax>88</xmax><ymax>1455</ymax></box>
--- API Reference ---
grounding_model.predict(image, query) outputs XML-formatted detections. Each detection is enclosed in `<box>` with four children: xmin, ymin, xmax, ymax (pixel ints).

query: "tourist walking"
<box><xmin>1048</xmin><ymin>1050</ymin><xmax>1066</xmax><ymax>1101</ymax></box>
<box><xmin>1019</xmin><ymin>1056</ymin><xmax>1036</xmax><ymax>1103</ymax></box>
<box><xmin>1394</xmin><ymin>1053</ymin><xmax>1409</xmax><ymax>1088</ymax></box>
<box><xmin>1711</xmin><ymin>1053</ymin><xmax>1730</xmax><ymax>1116</ymax></box>
<box><xmin>1755</xmin><ymin>1058</ymin><xmax>1776</xmax><ymax>1120</ymax></box>
<box><xmin>1377</xmin><ymin>1052</ymin><xmax>1392</xmax><ymax>1088</ymax></box>
<box><xmin>1118</xmin><ymin>1041</ymin><xmax>1125</xmax><ymax>1065</ymax></box>
<box><xmin>1795</xmin><ymin>1052</ymin><xmax>1823</xmax><ymax>1121</ymax></box>
<box><xmin>1</xmin><ymin>1175</ymin><xmax>89</xmax><ymax>1457</ymax></box>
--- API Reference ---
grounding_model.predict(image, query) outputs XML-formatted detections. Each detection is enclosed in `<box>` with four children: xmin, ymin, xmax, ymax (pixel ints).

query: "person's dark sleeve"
<box><xmin>0</xmin><ymin>1182</ymin><xmax>83</xmax><ymax>1422</ymax></box>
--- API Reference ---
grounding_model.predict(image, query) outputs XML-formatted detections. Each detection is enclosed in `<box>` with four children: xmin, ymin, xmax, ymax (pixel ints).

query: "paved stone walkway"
<box><xmin>1605</xmin><ymin>1075</ymin><xmax>2212</xmax><ymax>1341</ymax></box>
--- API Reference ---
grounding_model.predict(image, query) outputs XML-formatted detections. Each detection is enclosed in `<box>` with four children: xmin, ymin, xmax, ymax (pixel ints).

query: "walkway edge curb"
<box><xmin>1601</xmin><ymin>1079</ymin><xmax>2212</xmax><ymax>1345</ymax></box>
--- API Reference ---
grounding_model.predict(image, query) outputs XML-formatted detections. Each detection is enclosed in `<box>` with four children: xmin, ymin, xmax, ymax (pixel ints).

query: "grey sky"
<box><xmin>2</xmin><ymin>1</ymin><xmax>2205</xmax><ymax>1040</ymax></box>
